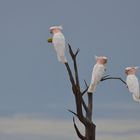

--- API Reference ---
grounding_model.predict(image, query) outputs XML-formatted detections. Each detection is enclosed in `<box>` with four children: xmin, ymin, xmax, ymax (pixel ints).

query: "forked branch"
<box><xmin>64</xmin><ymin>45</ymin><xmax>96</xmax><ymax>140</ymax></box>
<box><xmin>65</xmin><ymin>57</ymin><xmax>87</xmax><ymax>126</ymax></box>
<box><xmin>68</xmin><ymin>44</ymin><xmax>80</xmax><ymax>88</ymax></box>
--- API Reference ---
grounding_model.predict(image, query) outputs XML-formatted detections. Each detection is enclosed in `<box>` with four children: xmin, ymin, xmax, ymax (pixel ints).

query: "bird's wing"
<box><xmin>91</xmin><ymin>64</ymin><xmax>106</xmax><ymax>85</ymax></box>
<box><xmin>53</xmin><ymin>34</ymin><xmax>65</xmax><ymax>45</ymax></box>
<box><xmin>126</xmin><ymin>75</ymin><xmax>140</xmax><ymax>98</ymax></box>
<box><xmin>53</xmin><ymin>33</ymin><xmax>65</xmax><ymax>52</ymax></box>
<box><xmin>88</xmin><ymin>64</ymin><xmax>105</xmax><ymax>93</ymax></box>
<box><xmin>52</xmin><ymin>33</ymin><xmax>67</xmax><ymax>63</ymax></box>
<box><xmin>132</xmin><ymin>94</ymin><xmax>140</xmax><ymax>102</ymax></box>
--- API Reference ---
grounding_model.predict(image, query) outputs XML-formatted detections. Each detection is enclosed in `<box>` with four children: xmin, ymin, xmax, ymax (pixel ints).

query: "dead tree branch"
<box><xmin>87</xmin><ymin>93</ymin><xmax>93</xmax><ymax>121</ymax></box>
<box><xmin>68</xmin><ymin>44</ymin><xmax>80</xmax><ymax>88</ymax></box>
<box><xmin>64</xmin><ymin>45</ymin><xmax>96</xmax><ymax>140</ymax></box>
<box><xmin>82</xmin><ymin>80</ymin><xmax>89</xmax><ymax>96</ymax></box>
<box><xmin>65</xmin><ymin>64</ymin><xmax>87</xmax><ymax>126</ymax></box>
<box><xmin>65</xmin><ymin>63</ymin><xmax>75</xmax><ymax>86</ymax></box>
<box><xmin>73</xmin><ymin>117</ymin><xmax>85</xmax><ymax>140</ymax></box>
<box><xmin>101</xmin><ymin>75</ymin><xmax>127</xmax><ymax>85</ymax></box>
<box><xmin>68</xmin><ymin>109</ymin><xmax>78</xmax><ymax>117</ymax></box>
<box><xmin>82</xmin><ymin>98</ymin><xmax>88</xmax><ymax>113</ymax></box>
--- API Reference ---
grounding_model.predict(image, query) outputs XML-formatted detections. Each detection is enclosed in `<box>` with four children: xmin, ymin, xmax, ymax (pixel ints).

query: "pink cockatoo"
<box><xmin>88</xmin><ymin>56</ymin><xmax>108</xmax><ymax>93</ymax></box>
<box><xmin>125</xmin><ymin>67</ymin><xmax>140</xmax><ymax>102</ymax></box>
<box><xmin>49</xmin><ymin>25</ymin><xmax>67</xmax><ymax>63</ymax></box>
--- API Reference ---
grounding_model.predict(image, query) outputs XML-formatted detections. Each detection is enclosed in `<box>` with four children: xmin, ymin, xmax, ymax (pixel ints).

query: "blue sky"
<box><xmin>0</xmin><ymin>0</ymin><xmax>140</xmax><ymax>140</ymax></box>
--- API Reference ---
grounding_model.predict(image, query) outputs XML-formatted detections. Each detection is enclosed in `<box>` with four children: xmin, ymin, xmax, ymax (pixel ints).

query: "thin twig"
<box><xmin>102</xmin><ymin>75</ymin><xmax>110</xmax><ymax>79</ymax></box>
<box><xmin>82</xmin><ymin>98</ymin><xmax>88</xmax><ymax>113</ymax></box>
<box><xmin>82</xmin><ymin>80</ymin><xmax>89</xmax><ymax>96</ymax></box>
<box><xmin>68</xmin><ymin>109</ymin><xmax>78</xmax><ymax>116</ymax></box>
<box><xmin>65</xmin><ymin>62</ymin><xmax>75</xmax><ymax>85</ymax></box>
<box><xmin>75</xmin><ymin>48</ymin><xmax>80</xmax><ymax>56</ymax></box>
<box><xmin>68</xmin><ymin>44</ymin><xmax>80</xmax><ymax>88</ymax></box>
<box><xmin>82</xmin><ymin>87</ymin><xmax>88</xmax><ymax>96</ymax></box>
<box><xmin>84</xmin><ymin>80</ymin><xmax>88</xmax><ymax>88</ymax></box>
<box><xmin>101</xmin><ymin>76</ymin><xmax>127</xmax><ymax>85</ymax></box>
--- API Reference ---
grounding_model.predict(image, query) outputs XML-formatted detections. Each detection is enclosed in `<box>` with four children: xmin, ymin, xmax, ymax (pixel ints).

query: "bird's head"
<box><xmin>125</xmin><ymin>66</ymin><xmax>139</xmax><ymax>75</ymax></box>
<box><xmin>95</xmin><ymin>55</ymin><xmax>108</xmax><ymax>64</ymax></box>
<box><xmin>49</xmin><ymin>25</ymin><xmax>63</xmax><ymax>34</ymax></box>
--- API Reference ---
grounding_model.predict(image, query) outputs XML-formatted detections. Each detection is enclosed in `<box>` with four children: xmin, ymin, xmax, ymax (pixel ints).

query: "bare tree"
<box><xmin>54</xmin><ymin>44</ymin><xmax>127</xmax><ymax>140</ymax></box>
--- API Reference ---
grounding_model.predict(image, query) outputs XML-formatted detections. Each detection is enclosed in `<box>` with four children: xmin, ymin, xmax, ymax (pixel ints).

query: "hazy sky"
<box><xmin>0</xmin><ymin>0</ymin><xmax>140</xmax><ymax>140</ymax></box>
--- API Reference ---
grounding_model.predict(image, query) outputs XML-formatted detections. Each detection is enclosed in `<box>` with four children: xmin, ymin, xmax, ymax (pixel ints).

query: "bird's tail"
<box><xmin>132</xmin><ymin>94</ymin><xmax>140</xmax><ymax>102</ymax></box>
<box><xmin>88</xmin><ymin>83</ymin><xmax>96</xmax><ymax>93</ymax></box>
<box><xmin>57</xmin><ymin>55</ymin><xmax>67</xmax><ymax>64</ymax></box>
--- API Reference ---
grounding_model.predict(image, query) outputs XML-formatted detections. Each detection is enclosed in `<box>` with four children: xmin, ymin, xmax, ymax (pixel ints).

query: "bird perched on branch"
<box><xmin>125</xmin><ymin>67</ymin><xmax>140</xmax><ymax>102</ymax></box>
<box><xmin>88</xmin><ymin>56</ymin><xmax>108</xmax><ymax>93</ymax></box>
<box><xmin>48</xmin><ymin>25</ymin><xmax>67</xmax><ymax>64</ymax></box>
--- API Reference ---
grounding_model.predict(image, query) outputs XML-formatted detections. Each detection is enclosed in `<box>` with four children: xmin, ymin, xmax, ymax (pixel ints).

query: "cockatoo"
<box><xmin>88</xmin><ymin>56</ymin><xmax>107</xmax><ymax>93</ymax></box>
<box><xmin>49</xmin><ymin>25</ymin><xmax>67</xmax><ymax>63</ymax></box>
<box><xmin>125</xmin><ymin>66</ymin><xmax>140</xmax><ymax>102</ymax></box>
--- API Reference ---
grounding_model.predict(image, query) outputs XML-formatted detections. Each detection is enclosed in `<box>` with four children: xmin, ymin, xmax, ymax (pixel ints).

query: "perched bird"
<box><xmin>49</xmin><ymin>25</ymin><xmax>67</xmax><ymax>63</ymax></box>
<box><xmin>88</xmin><ymin>56</ymin><xmax>107</xmax><ymax>93</ymax></box>
<box><xmin>125</xmin><ymin>67</ymin><xmax>140</xmax><ymax>102</ymax></box>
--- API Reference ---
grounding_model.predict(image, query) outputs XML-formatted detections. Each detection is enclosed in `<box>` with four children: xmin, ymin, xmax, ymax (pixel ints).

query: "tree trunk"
<box><xmin>85</xmin><ymin>123</ymin><xmax>96</xmax><ymax>140</ymax></box>
<box><xmin>85</xmin><ymin>93</ymin><xmax>96</xmax><ymax>140</ymax></box>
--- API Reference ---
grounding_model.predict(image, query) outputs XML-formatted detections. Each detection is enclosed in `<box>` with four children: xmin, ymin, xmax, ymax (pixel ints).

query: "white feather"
<box><xmin>88</xmin><ymin>64</ymin><xmax>106</xmax><ymax>93</ymax></box>
<box><xmin>52</xmin><ymin>32</ymin><xmax>67</xmax><ymax>63</ymax></box>
<box><xmin>126</xmin><ymin>75</ymin><xmax>140</xmax><ymax>102</ymax></box>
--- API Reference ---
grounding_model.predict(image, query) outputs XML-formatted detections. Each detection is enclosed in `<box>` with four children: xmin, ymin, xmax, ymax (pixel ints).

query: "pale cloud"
<box><xmin>0</xmin><ymin>115</ymin><xmax>139</xmax><ymax>140</ymax></box>
<box><xmin>0</xmin><ymin>117</ymin><xmax>76</xmax><ymax>138</ymax></box>
<box><xmin>96</xmin><ymin>119</ymin><xmax>140</xmax><ymax>140</ymax></box>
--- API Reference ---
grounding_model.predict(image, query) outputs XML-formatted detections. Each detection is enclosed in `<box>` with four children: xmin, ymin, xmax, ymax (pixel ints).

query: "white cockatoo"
<box><xmin>125</xmin><ymin>66</ymin><xmax>140</xmax><ymax>102</ymax></box>
<box><xmin>49</xmin><ymin>25</ymin><xmax>67</xmax><ymax>63</ymax></box>
<box><xmin>88</xmin><ymin>56</ymin><xmax>107</xmax><ymax>93</ymax></box>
